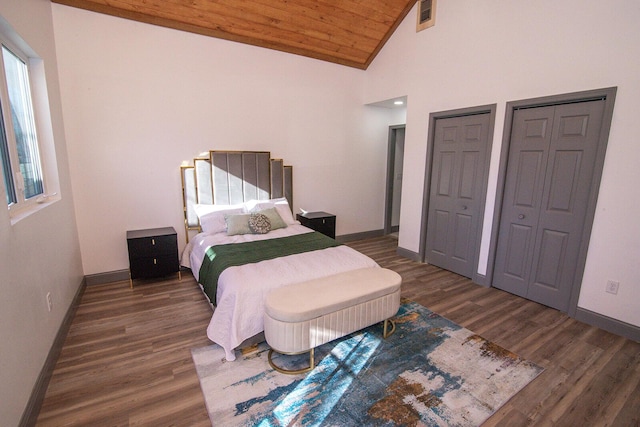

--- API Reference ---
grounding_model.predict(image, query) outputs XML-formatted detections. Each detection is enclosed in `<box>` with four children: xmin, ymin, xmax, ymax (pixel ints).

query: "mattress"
<box><xmin>182</xmin><ymin>224</ymin><xmax>378</xmax><ymax>361</ymax></box>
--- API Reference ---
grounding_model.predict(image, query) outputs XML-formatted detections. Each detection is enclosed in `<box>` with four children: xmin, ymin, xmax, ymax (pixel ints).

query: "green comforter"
<box><xmin>198</xmin><ymin>232</ymin><xmax>342</xmax><ymax>305</ymax></box>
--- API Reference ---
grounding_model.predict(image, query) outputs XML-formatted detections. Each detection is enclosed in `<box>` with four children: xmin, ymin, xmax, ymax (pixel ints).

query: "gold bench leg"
<box><xmin>268</xmin><ymin>348</ymin><xmax>315</xmax><ymax>375</ymax></box>
<box><xmin>383</xmin><ymin>319</ymin><xmax>396</xmax><ymax>338</ymax></box>
<box><xmin>269</xmin><ymin>319</ymin><xmax>396</xmax><ymax>374</ymax></box>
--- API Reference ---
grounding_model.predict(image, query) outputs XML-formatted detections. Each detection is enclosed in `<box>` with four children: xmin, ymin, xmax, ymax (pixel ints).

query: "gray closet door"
<box><xmin>425</xmin><ymin>113</ymin><xmax>491</xmax><ymax>278</ymax></box>
<box><xmin>493</xmin><ymin>99</ymin><xmax>605</xmax><ymax>311</ymax></box>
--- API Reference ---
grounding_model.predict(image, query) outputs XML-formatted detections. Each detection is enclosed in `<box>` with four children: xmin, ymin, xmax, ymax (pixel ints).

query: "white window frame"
<box><xmin>0</xmin><ymin>19</ymin><xmax>60</xmax><ymax>223</ymax></box>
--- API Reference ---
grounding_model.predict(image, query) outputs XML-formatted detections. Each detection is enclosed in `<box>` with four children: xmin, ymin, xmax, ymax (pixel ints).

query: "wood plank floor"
<box><xmin>36</xmin><ymin>236</ymin><xmax>640</xmax><ymax>426</ymax></box>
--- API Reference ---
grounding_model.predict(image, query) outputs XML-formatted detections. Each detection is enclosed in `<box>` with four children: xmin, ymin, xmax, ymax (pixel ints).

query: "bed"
<box><xmin>180</xmin><ymin>151</ymin><xmax>378</xmax><ymax>361</ymax></box>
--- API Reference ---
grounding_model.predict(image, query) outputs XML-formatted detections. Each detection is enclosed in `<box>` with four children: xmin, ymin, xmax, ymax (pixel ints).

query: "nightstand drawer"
<box><xmin>296</xmin><ymin>211</ymin><xmax>336</xmax><ymax>239</ymax></box>
<box><xmin>129</xmin><ymin>254</ymin><xmax>179</xmax><ymax>279</ymax></box>
<box><xmin>311</xmin><ymin>217</ymin><xmax>335</xmax><ymax>238</ymax></box>
<box><xmin>127</xmin><ymin>234</ymin><xmax>176</xmax><ymax>258</ymax></box>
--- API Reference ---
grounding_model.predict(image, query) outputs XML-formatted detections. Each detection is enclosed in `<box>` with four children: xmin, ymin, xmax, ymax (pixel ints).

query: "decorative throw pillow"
<box><xmin>225</xmin><ymin>213</ymin><xmax>252</xmax><ymax>236</ymax></box>
<box><xmin>248</xmin><ymin>213</ymin><xmax>271</xmax><ymax>234</ymax></box>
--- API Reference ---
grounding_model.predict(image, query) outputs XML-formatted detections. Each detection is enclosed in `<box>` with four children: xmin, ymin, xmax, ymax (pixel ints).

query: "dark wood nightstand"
<box><xmin>296</xmin><ymin>211</ymin><xmax>336</xmax><ymax>239</ymax></box>
<box><xmin>126</xmin><ymin>227</ymin><xmax>180</xmax><ymax>288</ymax></box>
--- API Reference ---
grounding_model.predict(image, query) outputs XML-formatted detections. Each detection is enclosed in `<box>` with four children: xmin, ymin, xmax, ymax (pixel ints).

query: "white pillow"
<box><xmin>194</xmin><ymin>203</ymin><xmax>245</xmax><ymax>234</ymax></box>
<box><xmin>244</xmin><ymin>198</ymin><xmax>296</xmax><ymax>225</ymax></box>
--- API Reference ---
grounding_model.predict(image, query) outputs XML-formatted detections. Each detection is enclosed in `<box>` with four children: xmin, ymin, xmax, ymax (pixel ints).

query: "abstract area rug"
<box><xmin>192</xmin><ymin>300</ymin><xmax>543</xmax><ymax>426</ymax></box>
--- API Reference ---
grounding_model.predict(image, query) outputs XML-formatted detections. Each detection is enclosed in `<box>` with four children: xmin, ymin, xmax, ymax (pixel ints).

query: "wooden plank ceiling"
<box><xmin>51</xmin><ymin>0</ymin><xmax>417</xmax><ymax>69</ymax></box>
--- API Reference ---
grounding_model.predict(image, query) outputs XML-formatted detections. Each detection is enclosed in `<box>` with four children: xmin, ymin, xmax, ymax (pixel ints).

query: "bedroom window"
<box><xmin>0</xmin><ymin>40</ymin><xmax>46</xmax><ymax>211</ymax></box>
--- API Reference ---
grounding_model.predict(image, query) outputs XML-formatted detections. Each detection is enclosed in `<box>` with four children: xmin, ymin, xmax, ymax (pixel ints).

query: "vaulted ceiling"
<box><xmin>51</xmin><ymin>0</ymin><xmax>417</xmax><ymax>70</ymax></box>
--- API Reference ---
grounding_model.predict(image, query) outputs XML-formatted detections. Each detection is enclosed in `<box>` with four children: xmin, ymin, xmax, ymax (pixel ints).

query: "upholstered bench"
<box><xmin>264</xmin><ymin>267</ymin><xmax>402</xmax><ymax>374</ymax></box>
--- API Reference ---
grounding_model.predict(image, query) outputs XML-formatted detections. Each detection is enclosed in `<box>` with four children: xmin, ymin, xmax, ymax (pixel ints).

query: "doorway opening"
<box><xmin>384</xmin><ymin>125</ymin><xmax>405</xmax><ymax>237</ymax></box>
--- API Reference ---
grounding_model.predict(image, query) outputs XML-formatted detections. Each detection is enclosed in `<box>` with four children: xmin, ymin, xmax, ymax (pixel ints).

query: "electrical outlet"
<box><xmin>46</xmin><ymin>292</ymin><xmax>53</xmax><ymax>311</ymax></box>
<box><xmin>605</xmin><ymin>280</ymin><xmax>620</xmax><ymax>295</ymax></box>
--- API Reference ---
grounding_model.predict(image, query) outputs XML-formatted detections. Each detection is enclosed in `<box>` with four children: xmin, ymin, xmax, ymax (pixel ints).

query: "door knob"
<box><xmin>518</xmin><ymin>214</ymin><xmax>525</xmax><ymax>219</ymax></box>
<box><xmin>462</xmin><ymin>206</ymin><xmax>468</xmax><ymax>210</ymax></box>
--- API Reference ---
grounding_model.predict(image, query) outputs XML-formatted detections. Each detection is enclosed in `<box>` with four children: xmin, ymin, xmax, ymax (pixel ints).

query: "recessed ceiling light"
<box><xmin>394</xmin><ymin>100</ymin><xmax>404</xmax><ymax>105</ymax></box>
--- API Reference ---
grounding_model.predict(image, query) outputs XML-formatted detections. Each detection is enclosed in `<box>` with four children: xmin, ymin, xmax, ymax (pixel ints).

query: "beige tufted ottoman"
<box><xmin>264</xmin><ymin>267</ymin><xmax>401</xmax><ymax>374</ymax></box>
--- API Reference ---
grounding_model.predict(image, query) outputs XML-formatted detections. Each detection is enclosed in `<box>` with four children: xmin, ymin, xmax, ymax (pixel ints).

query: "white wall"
<box><xmin>52</xmin><ymin>5</ymin><xmax>399</xmax><ymax>276</ymax></box>
<box><xmin>0</xmin><ymin>1</ymin><xmax>83</xmax><ymax>425</ymax></box>
<box><xmin>365</xmin><ymin>0</ymin><xmax>640</xmax><ymax>327</ymax></box>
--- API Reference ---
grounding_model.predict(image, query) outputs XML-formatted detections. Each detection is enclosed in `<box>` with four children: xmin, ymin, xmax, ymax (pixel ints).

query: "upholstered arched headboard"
<box><xmin>180</xmin><ymin>151</ymin><xmax>293</xmax><ymax>242</ymax></box>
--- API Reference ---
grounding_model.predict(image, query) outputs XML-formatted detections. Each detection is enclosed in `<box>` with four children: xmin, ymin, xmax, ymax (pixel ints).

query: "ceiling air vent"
<box><xmin>416</xmin><ymin>0</ymin><xmax>437</xmax><ymax>32</ymax></box>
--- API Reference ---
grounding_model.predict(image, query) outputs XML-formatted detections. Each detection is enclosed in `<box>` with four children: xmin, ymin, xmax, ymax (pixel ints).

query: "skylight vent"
<box><xmin>417</xmin><ymin>0</ymin><xmax>437</xmax><ymax>32</ymax></box>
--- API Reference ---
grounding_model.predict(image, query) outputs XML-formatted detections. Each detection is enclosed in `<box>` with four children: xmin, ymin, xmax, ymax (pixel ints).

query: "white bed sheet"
<box><xmin>183</xmin><ymin>224</ymin><xmax>378</xmax><ymax>361</ymax></box>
